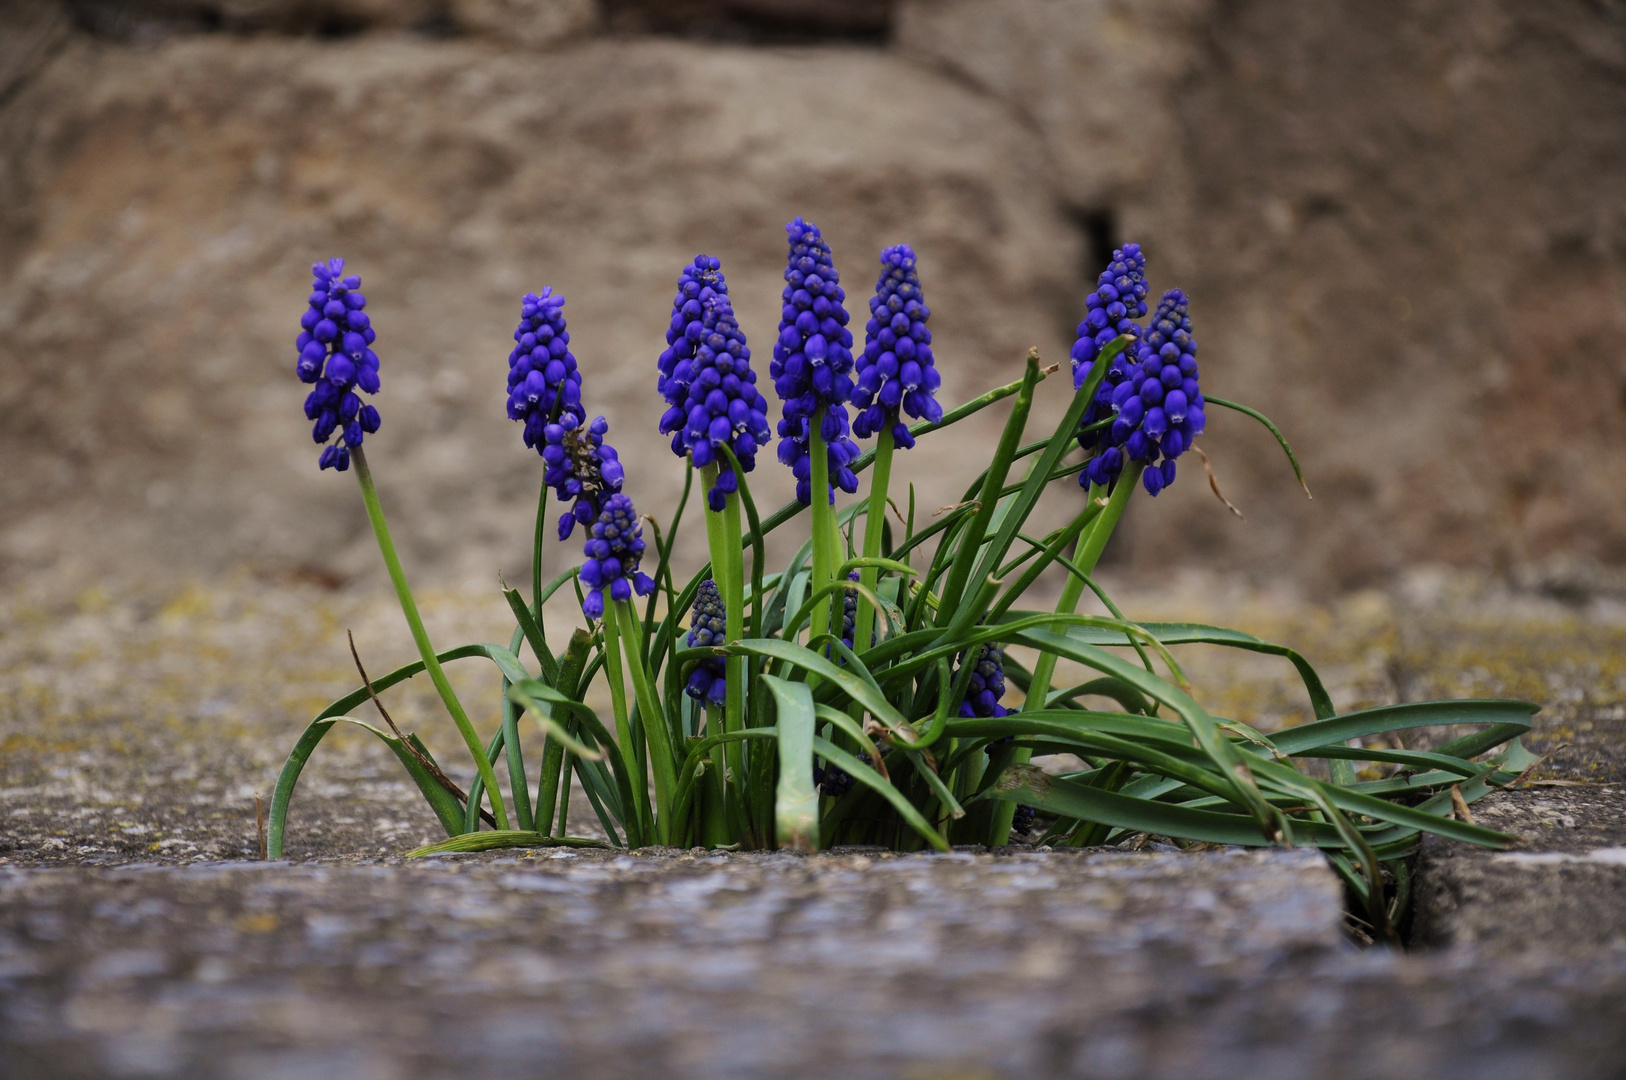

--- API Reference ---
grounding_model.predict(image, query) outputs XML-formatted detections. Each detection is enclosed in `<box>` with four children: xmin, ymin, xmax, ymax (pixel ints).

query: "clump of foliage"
<box><xmin>270</xmin><ymin>235</ymin><xmax>1538</xmax><ymax>941</ymax></box>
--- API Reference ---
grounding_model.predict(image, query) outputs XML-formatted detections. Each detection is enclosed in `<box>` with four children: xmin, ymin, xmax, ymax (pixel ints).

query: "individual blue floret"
<box><xmin>684</xmin><ymin>578</ymin><xmax>728</xmax><ymax>708</ymax></box>
<box><xmin>852</xmin><ymin>244</ymin><xmax>943</xmax><ymax>450</ymax></box>
<box><xmin>541</xmin><ymin>416</ymin><xmax>625</xmax><ymax>540</ymax></box>
<box><xmin>295</xmin><ymin>257</ymin><xmax>381</xmax><ymax>472</ymax></box>
<box><xmin>506</xmin><ymin>287</ymin><xmax>585</xmax><ymax>452</ymax></box>
<box><xmin>578</xmin><ymin>491</ymin><xmax>655</xmax><ymax>619</ymax></box>
<box><xmin>657</xmin><ymin>256</ymin><xmax>773</xmax><ymax>512</ymax></box>
<box><xmin>769</xmin><ymin>218</ymin><xmax>862</xmax><ymax>506</ymax></box>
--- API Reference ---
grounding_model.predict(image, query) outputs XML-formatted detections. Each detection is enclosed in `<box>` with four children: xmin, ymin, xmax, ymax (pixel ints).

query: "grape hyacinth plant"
<box><xmin>270</xmin><ymin>231</ymin><xmax>1543</xmax><ymax>944</ymax></box>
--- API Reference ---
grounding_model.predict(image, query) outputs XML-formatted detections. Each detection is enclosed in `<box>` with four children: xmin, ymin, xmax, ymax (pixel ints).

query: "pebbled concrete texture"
<box><xmin>2</xmin><ymin>847</ymin><xmax>1625</xmax><ymax>1080</ymax></box>
<box><xmin>1413</xmin><ymin>785</ymin><xmax>1626</xmax><ymax>958</ymax></box>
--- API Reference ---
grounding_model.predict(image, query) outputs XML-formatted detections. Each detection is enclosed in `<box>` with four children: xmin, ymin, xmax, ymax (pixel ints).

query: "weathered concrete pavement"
<box><xmin>2</xmin><ymin>846</ymin><xmax>1624</xmax><ymax>1080</ymax></box>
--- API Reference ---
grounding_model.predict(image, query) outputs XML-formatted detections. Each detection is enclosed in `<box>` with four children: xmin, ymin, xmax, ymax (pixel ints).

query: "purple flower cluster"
<box><xmin>814</xmin><ymin>750</ymin><xmax>869</xmax><ymax>798</ymax></box>
<box><xmin>852</xmin><ymin>244</ymin><xmax>943</xmax><ymax>449</ymax></box>
<box><xmin>1073</xmin><ymin>245</ymin><xmax>1149</xmax><ymax>485</ymax></box>
<box><xmin>579</xmin><ymin>492</ymin><xmax>655</xmax><ymax>619</ymax></box>
<box><xmin>506</xmin><ymin>288</ymin><xmax>585</xmax><ymax>452</ymax></box>
<box><xmin>1070</xmin><ymin>243</ymin><xmax>1148</xmax><ymax>391</ymax></box>
<box><xmin>656</xmin><ymin>256</ymin><xmax>773</xmax><ymax>512</ymax></box>
<box><xmin>296</xmin><ymin>258</ymin><xmax>380</xmax><ymax>472</ymax></box>
<box><xmin>683</xmin><ymin>579</ymin><xmax>728</xmax><ymax>707</ymax></box>
<box><xmin>770</xmin><ymin>218</ymin><xmax>861</xmax><ymax>506</ymax></box>
<box><xmin>958</xmin><ymin>642</ymin><xmax>1010</xmax><ymax>720</ymax></box>
<box><xmin>1088</xmin><ymin>289</ymin><xmax>1205</xmax><ymax>496</ymax></box>
<box><xmin>542</xmin><ymin>415</ymin><xmax>625</xmax><ymax>540</ymax></box>
<box><xmin>838</xmin><ymin>569</ymin><xmax>874</xmax><ymax>651</ymax></box>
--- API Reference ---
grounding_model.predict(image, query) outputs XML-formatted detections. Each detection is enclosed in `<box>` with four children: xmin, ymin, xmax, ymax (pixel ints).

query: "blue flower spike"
<box><xmin>579</xmin><ymin>491</ymin><xmax>655</xmax><ymax>620</ymax></box>
<box><xmin>838</xmin><ymin>569</ymin><xmax>876</xmax><ymax>651</ymax></box>
<box><xmin>1073</xmin><ymin>244</ymin><xmax>1149</xmax><ymax>488</ymax></box>
<box><xmin>504</xmin><ymin>289</ymin><xmax>612</xmax><ymax>538</ymax></box>
<box><xmin>1071</xmin><ymin>243</ymin><xmax>1148</xmax><ymax>390</ymax></box>
<box><xmin>770</xmin><ymin>218</ymin><xmax>862</xmax><ymax>506</ymax></box>
<box><xmin>657</xmin><ymin>256</ymin><xmax>773</xmax><ymax>512</ymax></box>
<box><xmin>959</xmin><ymin>642</ymin><xmax>1010</xmax><ymax>720</ymax></box>
<box><xmin>1103</xmin><ymin>289</ymin><xmax>1205</xmax><ymax>496</ymax></box>
<box><xmin>296</xmin><ymin>257</ymin><xmax>381</xmax><ymax>471</ymax></box>
<box><xmin>684</xmin><ymin>579</ymin><xmax>728</xmax><ymax>708</ymax></box>
<box><xmin>852</xmin><ymin>244</ymin><xmax>943</xmax><ymax>449</ymax></box>
<box><xmin>507</xmin><ymin>287</ymin><xmax>585</xmax><ymax>451</ymax></box>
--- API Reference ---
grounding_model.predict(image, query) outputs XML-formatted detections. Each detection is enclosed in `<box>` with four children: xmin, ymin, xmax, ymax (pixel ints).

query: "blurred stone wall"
<box><xmin>2</xmin><ymin>0</ymin><xmax>1623</xmax><ymax>596</ymax></box>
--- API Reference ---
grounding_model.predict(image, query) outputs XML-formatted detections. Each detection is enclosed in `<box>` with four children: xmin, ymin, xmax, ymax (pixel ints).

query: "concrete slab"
<box><xmin>1413</xmin><ymin>785</ymin><xmax>1626</xmax><ymax>958</ymax></box>
<box><xmin>2</xmin><ymin>847</ymin><xmax>1625</xmax><ymax>1080</ymax></box>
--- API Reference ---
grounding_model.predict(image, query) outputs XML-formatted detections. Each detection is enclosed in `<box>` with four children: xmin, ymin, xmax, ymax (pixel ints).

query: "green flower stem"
<box><xmin>598</xmin><ymin>603</ymin><xmax>651</xmax><ymax>844</ymax></box>
<box><xmin>697</xmin><ymin>466</ymin><xmax>740</xmax><ymax>828</ymax></box>
<box><xmin>615</xmin><ymin>598</ymin><xmax>678</xmax><ymax>845</ymax></box>
<box><xmin>555</xmin><ymin>748</ymin><xmax>572</xmax><ymax>836</ymax></box>
<box><xmin>531</xmin><ymin>478</ymin><xmax>549</xmax><ymax>626</ymax></box>
<box><xmin>1073</xmin><ymin>464</ymin><xmax>1143</xmax><ymax>577</ymax></box>
<box><xmin>987</xmin><ymin>461</ymin><xmax>1144</xmax><ymax>845</ymax></box>
<box><xmin>699</xmin><ymin>706</ymin><xmax>732</xmax><ymax>848</ymax></box>
<box><xmin>534</xmin><ymin>732</ymin><xmax>566</xmax><ymax>836</ymax></box>
<box><xmin>853</xmin><ymin>425</ymin><xmax>895</xmax><ymax>657</ymax></box>
<box><xmin>351</xmin><ymin>446</ymin><xmax>509</xmax><ymax>831</ymax></box>
<box><xmin>808</xmin><ymin>410</ymin><xmax>837</xmax><ymax>650</ymax></box>
<box><xmin>499</xmin><ymin>685</ymin><xmax>533</xmax><ymax>831</ymax></box>
<box><xmin>720</xmin><ymin>489</ymin><xmax>749</xmax><ymax>819</ymax></box>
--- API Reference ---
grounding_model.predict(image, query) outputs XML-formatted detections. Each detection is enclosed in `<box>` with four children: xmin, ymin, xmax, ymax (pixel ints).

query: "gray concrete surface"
<box><xmin>3</xmin><ymin>846</ymin><xmax>1625</xmax><ymax>1080</ymax></box>
<box><xmin>1413</xmin><ymin>785</ymin><xmax>1626</xmax><ymax>958</ymax></box>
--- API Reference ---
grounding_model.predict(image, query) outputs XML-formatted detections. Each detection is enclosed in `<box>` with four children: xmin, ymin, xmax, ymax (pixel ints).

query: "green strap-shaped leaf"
<box><xmin>725</xmin><ymin>639</ymin><xmax>909</xmax><ymax>733</ymax></box>
<box><xmin>408</xmin><ymin>831</ymin><xmax>612</xmax><ymax>857</ymax></box>
<box><xmin>988</xmin><ymin>764</ymin><xmax>1343</xmax><ymax>847</ymax></box>
<box><xmin>503</xmin><ymin>587</ymin><xmax>560</xmax><ymax>684</ymax></box>
<box><xmin>510</xmin><ymin>678</ymin><xmax>639</xmax><ymax>836</ymax></box>
<box><xmin>763</xmin><ymin>675</ymin><xmax>818</xmax><ymax>852</ymax></box>
<box><xmin>505</xmin><ymin>682</ymin><xmax>606</xmax><ymax>760</ymax></box>
<box><xmin>1008</xmin><ymin>626</ymin><xmax>1285</xmax><ymax>840</ymax></box>
<box><xmin>1042</xmin><ymin>618</ymin><xmax>1335</xmax><ymax>720</ymax></box>
<box><xmin>1205</xmin><ymin>395</ymin><xmax>1311</xmax><ymax>497</ymax></box>
<box><xmin>268</xmin><ymin>642</ymin><xmax>543</xmax><ymax>858</ymax></box>
<box><xmin>1268</xmin><ymin>699</ymin><xmax>1537</xmax><ymax>755</ymax></box>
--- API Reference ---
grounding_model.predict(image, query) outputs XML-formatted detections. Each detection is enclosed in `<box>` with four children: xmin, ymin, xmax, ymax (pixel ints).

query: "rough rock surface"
<box><xmin>0</xmin><ymin>30</ymin><xmax>1076</xmax><ymax>589</ymax></box>
<box><xmin>63</xmin><ymin>0</ymin><xmax>599</xmax><ymax>44</ymax></box>
<box><xmin>3</xmin><ymin>847</ymin><xmax>1626</xmax><ymax>1080</ymax></box>
<box><xmin>899</xmin><ymin>0</ymin><xmax>1626</xmax><ymax>590</ymax></box>
<box><xmin>3</xmin><ymin>3</ymin><xmax>1625</xmax><ymax>594</ymax></box>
